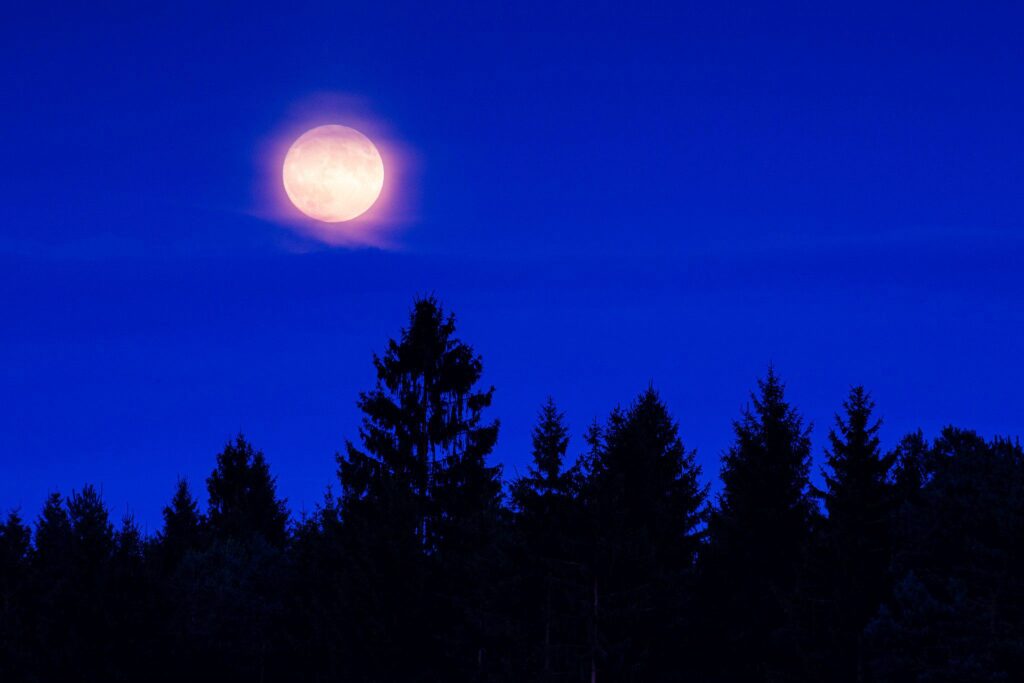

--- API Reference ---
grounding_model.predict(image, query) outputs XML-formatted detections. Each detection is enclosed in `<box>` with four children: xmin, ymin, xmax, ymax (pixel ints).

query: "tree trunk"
<box><xmin>544</xmin><ymin>579</ymin><xmax>552</xmax><ymax>676</ymax></box>
<box><xmin>590</xmin><ymin>576</ymin><xmax>599</xmax><ymax>683</ymax></box>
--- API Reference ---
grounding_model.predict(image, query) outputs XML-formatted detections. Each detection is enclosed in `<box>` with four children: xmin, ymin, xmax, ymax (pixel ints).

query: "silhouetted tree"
<box><xmin>27</xmin><ymin>492</ymin><xmax>76</xmax><ymax>679</ymax></box>
<box><xmin>337</xmin><ymin>296</ymin><xmax>504</xmax><ymax>681</ymax></box>
<box><xmin>890</xmin><ymin>429</ymin><xmax>932</xmax><ymax>501</ymax></box>
<box><xmin>510</xmin><ymin>399</ymin><xmax>585</xmax><ymax>681</ymax></box>
<box><xmin>150</xmin><ymin>478</ymin><xmax>207</xmax><ymax>683</ymax></box>
<box><xmin>0</xmin><ymin>510</ymin><xmax>31</xmax><ymax>679</ymax></box>
<box><xmin>582</xmin><ymin>387</ymin><xmax>706</xmax><ymax>682</ymax></box>
<box><xmin>24</xmin><ymin>486</ymin><xmax>120</xmax><ymax>680</ymax></box>
<box><xmin>33</xmin><ymin>492</ymin><xmax>72</xmax><ymax>570</ymax></box>
<box><xmin>172</xmin><ymin>437</ymin><xmax>290</xmax><ymax>681</ymax></box>
<box><xmin>68</xmin><ymin>485</ymin><xmax>114</xmax><ymax>554</ymax></box>
<box><xmin>206</xmin><ymin>435</ymin><xmax>288</xmax><ymax>546</ymax></box>
<box><xmin>701</xmin><ymin>368</ymin><xmax>815</xmax><ymax>682</ymax></box>
<box><xmin>866</xmin><ymin>430</ymin><xmax>1024</xmax><ymax>681</ymax></box>
<box><xmin>110</xmin><ymin>514</ymin><xmax>150</xmax><ymax>682</ymax></box>
<box><xmin>4</xmin><ymin>298</ymin><xmax>1024</xmax><ymax>683</ymax></box>
<box><xmin>68</xmin><ymin>486</ymin><xmax>117</xmax><ymax>677</ymax></box>
<box><xmin>285</xmin><ymin>495</ymin><xmax>349</xmax><ymax>681</ymax></box>
<box><xmin>817</xmin><ymin>387</ymin><xmax>895</xmax><ymax>681</ymax></box>
<box><xmin>158</xmin><ymin>478</ymin><xmax>203</xmax><ymax>568</ymax></box>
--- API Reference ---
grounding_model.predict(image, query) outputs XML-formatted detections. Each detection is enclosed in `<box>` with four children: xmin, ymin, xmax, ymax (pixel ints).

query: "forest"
<box><xmin>1</xmin><ymin>297</ymin><xmax>1022</xmax><ymax>682</ymax></box>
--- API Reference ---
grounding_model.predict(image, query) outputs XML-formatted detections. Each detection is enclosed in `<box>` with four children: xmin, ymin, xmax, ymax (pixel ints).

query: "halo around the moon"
<box><xmin>282</xmin><ymin>124</ymin><xmax>384</xmax><ymax>222</ymax></box>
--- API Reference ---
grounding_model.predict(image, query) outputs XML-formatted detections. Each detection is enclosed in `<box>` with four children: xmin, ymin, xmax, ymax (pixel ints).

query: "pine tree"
<box><xmin>702</xmin><ymin>368</ymin><xmax>815</xmax><ymax>681</ymax></box>
<box><xmin>68</xmin><ymin>484</ymin><xmax>115</xmax><ymax>568</ymax></box>
<box><xmin>112</xmin><ymin>514</ymin><xmax>150</xmax><ymax>682</ymax></box>
<box><xmin>206</xmin><ymin>434</ymin><xmax>288</xmax><ymax>546</ymax></box>
<box><xmin>159</xmin><ymin>438</ymin><xmax>291</xmax><ymax>681</ymax></box>
<box><xmin>514</xmin><ymin>398</ymin><xmax>574</xmax><ymax>498</ymax></box>
<box><xmin>339</xmin><ymin>297</ymin><xmax>499</xmax><ymax>551</ymax></box>
<box><xmin>866</xmin><ymin>431</ymin><xmax>1024</xmax><ymax>680</ymax></box>
<box><xmin>115</xmin><ymin>514</ymin><xmax>144</xmax><ymax>560</ymax></box>
<box><xmin>890</xmin><ymin>430</ymin><xmax>931</xmax><ymax>499</ymax></box>
<box><xmin>583</xmin><ymin>387</ymin><xmax>706</xmax><ymax>681</ymax></box>
<box><xmin>63</xmin><ymin>485</ymin><xmax>117</xmax><ymax>679</ymax></box>
<box><xmin>33</xmin><ymin>492</ymin><xmax>72</xmax><ymax>571</ymax></box>
<box><xmin>28</xmin><ymin>493</ymin><xmax>75</xmax><ymax>678</ymax></box>
<box><xmin>150</xmin><ymin>479</ymin><xmax>206</xmax><ymax>682</ymax></box>
<box><xmin>158</xmin><ymin>478</ymin><xmax>203</xmax><ymax>567</ymax></box>
<box><xmin>0</xmin><ymin>510</ymin><xmax>30</xmax><ymax>572</ymax></box>
<box><xmin>285</xmin><ymin>493</ymin><xmax>349</xmax><ymax>680</ymax></box>
<box><xmin>0</xmin><ymin>510</ymin><xmax>31</xmax><ymax>679</ymax></box>
<box><xmin>818</xmin><ymin>387</ymin><xmax>895</xmax><ymax>681</ymax></box>
<box><xmin>511</xmin><ymin>399</ymin><xmax>584</xmax><ymax>680</ymax></box>
<box><xmin>337</xmin><ymin>296</ymin><xmax>504</xmax><ymax>681</ymax></box>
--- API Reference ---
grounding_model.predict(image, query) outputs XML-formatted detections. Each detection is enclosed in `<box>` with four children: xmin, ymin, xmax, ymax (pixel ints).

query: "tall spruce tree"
<box><xmin>284</xmin><ymin>494</ymin><xmax>349</xmax><ymax>681</ymax></box>
<box><xmin>158</xmin><ymin>478</ymin><xmax>203</xmax><ymax>567</ymax></box>
<box><xmin>511</xmin><ymin>399</ymin><xmax>585</xmax><ymax>681</ymax></box>
<box><xmin>818</xmin><ymin>387</ymin><xmax>895</xmax><ymax>681</ymax></box>
<box><xmin>33</xmin><ymin>492</ymin><xmax>72</xmax><ymax>568</ymax></box>
<box><xmin>702</xmin><ymin>368</ymin><xmax>815</xmax><ymax>682</ymax></box>
<box><xmin>29</xmin><ymin>493</ymin><xmax>75</xmax><ymax>678</ymax></box>
<box><xmin>0</xmin><ymin>510</ymin><xmax>31</xmax><ymax>580</ymax></box>
<box><xmin>67</xmin><ymin>485</ymin><xmax>115</xmax><ymax>562</ymax></box>
<box><xmin>0</xmin><ymin>511</ymin><xmax>31</xmax><ymax>679</ymax></box>
<box><xmin>151</xmin><ymin>478</ymin><xmax>205</xmax><ymax>682</ymax></box>
<box><xmin>178</xmin><ymin>437</ymin><xmax>290</xmax><ymax>681</ymax></box>
<box><xmin>337</xmin><ymin>296</ymin><xmax>503</xmax><ymax>681</ymax></box>
<box><xmin>112</xmin><ymin>514</ymin><xmax>150</xmax><ymax>681</ymax></box>
<box><xmin>64</xmin><ymin>485</ymin><xmax>117</xmax><ymax>679</ymax></box>
<box><xmin>206</xmin><ymin>435</ymin><xmax>288</xmax><ymax>546</ymax></box>
<box><xmin>582</xmin><ymin>387</ymin><xmax>706</xmax><ymax>682</ymax></box>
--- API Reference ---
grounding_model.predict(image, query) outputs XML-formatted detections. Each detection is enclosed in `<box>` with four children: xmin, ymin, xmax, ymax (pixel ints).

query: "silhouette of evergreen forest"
<box><xmin>2</xmin><ymin>297</ymin><xmax>1021</xmax><ymax>682</ymax></box>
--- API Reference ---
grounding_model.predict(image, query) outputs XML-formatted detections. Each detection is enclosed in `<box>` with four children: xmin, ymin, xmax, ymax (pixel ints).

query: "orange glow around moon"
<box><xmin>282</xmin><ymin>124</ymin><xmax>384</xmax><ymax>222</ymax></box>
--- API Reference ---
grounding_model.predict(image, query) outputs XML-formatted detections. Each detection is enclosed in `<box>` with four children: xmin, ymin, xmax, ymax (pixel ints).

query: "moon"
<box><xmin>282</xmin><ymin>124</ymin><xmax>384</xmax><ymax>223</ymax></box>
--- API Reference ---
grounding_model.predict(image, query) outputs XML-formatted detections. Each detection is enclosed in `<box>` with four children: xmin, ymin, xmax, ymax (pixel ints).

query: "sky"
<box><xmin>2</xmin><ymin>1</ymin><xmax>1022</xmax><ymax>531</ymax></box>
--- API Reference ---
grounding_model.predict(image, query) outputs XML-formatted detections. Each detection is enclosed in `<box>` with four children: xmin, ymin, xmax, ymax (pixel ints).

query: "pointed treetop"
<box><xmin>0</xmin><ymin>510</ymin><xmax>31</xmax><ymax>563</ymax></box>
<box><xmin>35</xmin><ymin>492</ymin><xmax>70</xmax><ymax>539</ymax></box>
<box><xmin>207</xmin><ymin>434</ymin><xmax>288</xmax><ymax>546</ymax></box>
<box><xmin>719</xmin><ymin>367</ymin><xmax>813</xmax><ymax>522</ymax></box>
<box><xmin>823</xmin><ymin>387</ymin><xmax>889</xmax><ymax>489</ymax></box>
<box><xmin>750</xmin><ymin>365</ymin><xmax>797</xmax><ymax>427</ymax></box>
<box><xmin>531</xmin><ymin>397</ymin><xmax>570</xmax><ymax>483</ymax></box>
<box><xmin>164</xmin><ymin>478</ymin><xmax>201</xmax><ymax>529</ymax></box>
<box><xmin>116</xmin><ymin>514</ymin><xmax>144</xmax><ymax>560</ymax></box>
<box><xmin>512</xmin><ymin>397</ymin><xmax>576</xmax><ymax>512</ymax></box>
<box><xmin>67</xmin><ymin>485</ymin><xmax>114</xmax><ymax>542</ymax></box>
<box><xmin>829</xmin><ymin>386</ymin><xmax>881</xmax><ymax>453</ymax></box>
<box><xmin>159</xmin><ymin>478</ymin><xmax>204</xmax><ymax>564</ymax></box>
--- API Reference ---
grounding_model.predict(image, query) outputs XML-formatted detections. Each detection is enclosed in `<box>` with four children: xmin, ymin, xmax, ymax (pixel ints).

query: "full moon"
<box><xmin>282</xmin><ymin>124</ymin><xmax>384</xmax><ymax>222</ymax></box>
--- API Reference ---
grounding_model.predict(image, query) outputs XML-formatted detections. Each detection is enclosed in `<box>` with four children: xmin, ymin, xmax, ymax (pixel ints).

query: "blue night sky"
<box><xmin>2</xmin><ymin>2</ymin><xmax>1022</xmax><ymax>530</ymax></box>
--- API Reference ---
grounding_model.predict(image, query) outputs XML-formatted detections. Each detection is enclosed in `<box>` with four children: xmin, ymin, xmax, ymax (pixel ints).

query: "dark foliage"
<box><xmin>206</xmin><ymin>435</ymin><xmax>289</xmax><ymax>547</ymax></box>
<box><xmin>580</xmin><ymin>387</ymin><xmax>707</xmax><ymax>681</ymax></box>
<box><xmin>509</xmin><ymin>398</ymin><xmax>587</xmax><ymax>681</ymax></box>
<box><xmin>700</xmin><ymin>368</ymin><xmax>816</xmax><ymax>681</ymax></box>
<box><xmin>335</xmin><ymin>296</ymin><xmax>505</xmax><ymax>681</ymax></box>
<box><xmin>865</xmin><ymin>429</ymin><xmax>1024</xmax><ymax>681</ymax></box>
<box><xmin>814</xmin><ymin>387</ymin><xmax>897</xmax><ymax>682</ymax></box>
<box><xmin>1</xmin><ymin>299</ymin><xmax>1021</xmax><ymax>683</ymax></box>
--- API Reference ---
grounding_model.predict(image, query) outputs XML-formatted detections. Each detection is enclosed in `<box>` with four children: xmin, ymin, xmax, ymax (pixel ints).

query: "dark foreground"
<box><xmin>1</xmin><ymin>298</ymin><xmax>1021</xmax><ymax>682</ymax></box>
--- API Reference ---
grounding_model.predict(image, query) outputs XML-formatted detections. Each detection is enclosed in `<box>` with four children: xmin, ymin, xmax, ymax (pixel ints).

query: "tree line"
<box><xmin>1</xmin><ymin>296</ymin><xmax>1022</xmax><ymax>682</ymax></box>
